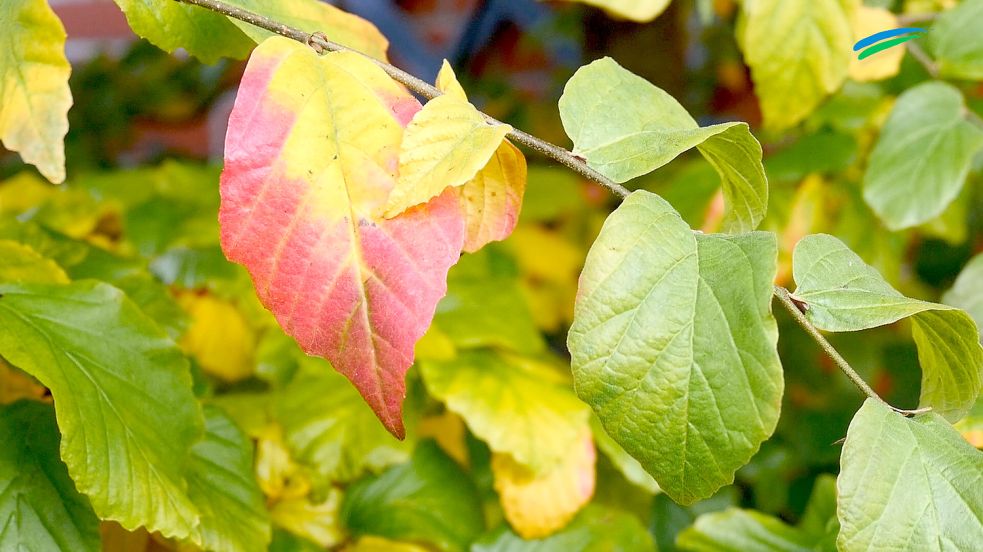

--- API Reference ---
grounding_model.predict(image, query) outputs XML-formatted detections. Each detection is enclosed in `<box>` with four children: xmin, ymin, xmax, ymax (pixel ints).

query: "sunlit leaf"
<box><xmin>848</xmin><ymin>6</ymin><xmax>903</xmax><ymax>82</ymax></box>
<box><xmin>0</xmin><ymin>401</ymin><xmax>100</xmax><ymax>552</ymax></box>
<box><xmin>559</xmin><ymin>58</ymin><xmax>767</xmax><ymax>232</ymax></box>
<box><xmin>569</xmin><ymin>191</ymin><xmax>782</xmax><ymax>504</ymax></box>
<box><xmin>220</xmin><ymin>37</ymin><xmax>467</xmax><ymax>437</ymax></box>
<box><xmin>0</xmin><ymin>0</ymin><xmax>72</xmax><ymax>183</ymax></box>
<box><xmin>738</xmin><ymin>0</ymin><xmax>857</xmax><ymax>130</ymax></box>
<box><xmin>792</xmin><ymin>234</ymin><xmax>983</xmax><ymax>421</ymax></box>
<box><xmin>837</xmin><ymin>399</ymin><xmax>983</xmax><ymax>551</ymax></box>
<box><xmin>178</xmin><ymin>292</ymin><xmax>256</xmax><ymax>382</ymax></box>
<box><xmin>862</xmin><ymin>82</ymin><xmax>983</xmax><ymax>230</ymax></box>
<box><xmin>0</xmin><ymin>282</ymin><xmax>203</xmax><ymax>538</ymax></box>
<box><xmin>927</xmin><ymin>0</ymin><xmax>983</xmax><ymax>80</ymax></box>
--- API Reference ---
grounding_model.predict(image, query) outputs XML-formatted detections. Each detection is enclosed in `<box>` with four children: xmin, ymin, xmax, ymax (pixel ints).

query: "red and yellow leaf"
<box><xmin>220</xmin><ymin>38</ymin><xmax>466</xmax><ymax>438</ymax></box>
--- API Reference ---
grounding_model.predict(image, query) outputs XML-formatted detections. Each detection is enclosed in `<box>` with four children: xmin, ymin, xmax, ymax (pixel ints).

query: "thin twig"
<box><xmin>173</xmin><ymin>0</ymin><xmax>631</xmax><ymax>199</ymax></box>
<box><xmin>897</xmin><ymin>12</ymin><xmax>937</xmax><ymax>25</ymax></box>
<box><xmin>906</xmin><ymin>41</ymin><xmax>939</xmax><ymax>78</ymax></box>
<box><xmin>173</xmin><ymin>0</ymin><xmax>910</xmax><ymax>409</ymax></box>
<box><xmin>773</xmin><ymin>286</ymin><xmax>928</xmax><ymax>416</ymax></box>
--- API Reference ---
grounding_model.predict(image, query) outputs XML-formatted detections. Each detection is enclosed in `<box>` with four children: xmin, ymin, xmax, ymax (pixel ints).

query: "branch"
<box><xmin>173</xmin><ymin>0</ymin><xmax>631</xmax><ymax>199</ymax></box>
<box><xmin>772</xmin><ymin>286</ymin><xmax>929</xmax><ymax>416</ymax></box>
<box><xmin>173</xmin><ymin>0</ymin><xmax>906</xmax><ymax>411</ymax></box>
<box><xmin>906</xmin><ymin>41</ymin><xmax>939</xmax><ymax>78</ymax></box>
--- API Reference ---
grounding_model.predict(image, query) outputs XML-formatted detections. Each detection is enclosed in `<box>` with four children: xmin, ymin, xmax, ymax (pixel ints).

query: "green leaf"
<box><xmin>589</xmin><ymin>416</ymin><xmax>659</xmax><ymax>494</ymax></box>
<box><xmin>568</xmin><ymin>190</ymin><xmax>782</xmax><ymax>504</ymax></box>
<box><xmin>275</xmin><ymin>365</ymin><xmax>411</xmax><ymax>487</ymax></box>
<box><xmin>559</xmin><ymin>58</ymin><xmax>767</xmax><ymax>232</ymax></box>
<box><xmin>0</xmin><ymin>401</ymin><xmax>100</xmax><ymax>552</ymax></box>
<box><xmin>792</xmin><ymin>234</ymin><xmax>983</xmax><ymax>421</ymax></box>
<box><xmin>0</xmin><ymin>0</ymin><xmax>72</xmax><ymax>183</ymax></box>
<box><xmin>111</xmin><ymin>0</ymin><xmax>252</xmax><ymax>64</ymax></box>
<box><xmin>737</xmin><ymin>0</ymin><xmax>856</xmax><ymax>130</ymax></box>
<box><xmin>341</xmin><ymin>441</ymin><xmax>485</xmax><ymax>552</ymax></box>
<box><xmin>0</xmin><ymin>240</ymin><xmax>69</xmax><ymax>284</ymax></box>
<box><xmin>186</xmin><ymin>405</ymin><xmax>271</xmax><ymax>552</ymax></box>
<box><xmin>472</xmin><ymin>504</ymin><xmax>656</xmax><ymax>552</ymax></box>
<box><xmin>0</xmin><ymin>281</ymin><xmax>203</xmax><ymax>538</ymax></box>
<box><xmin>837</xmin><ymin>399</ymin><xmax>983</xmax><ymax>551</ymax></box>
<box><xmin>927</xmin><ymin>0</ymin><xmax>983</xmax><ymax>80</ymax></box>
<box><xmin>862</xmin><ymin>82</ymin><xmax>983</xmax><ymax>230</ymax></box>
<box><xmin>419</xmin><ymin>350</ymin><xmax>590</xmax><ymax>474</ymax></box>
<box><xmin>943</xmin><ymin>253</ymin><xmax>983</xmax><ymax>335</ymax></box>
<box><xmin>434</xmin><ymin>275</ymin><xmax>544</xmax><ymax>354</ymax></box>
<box><xmin>677</xmin><ymin>475</ymin><xmax>839</xmax><ymax>552</ymax></box>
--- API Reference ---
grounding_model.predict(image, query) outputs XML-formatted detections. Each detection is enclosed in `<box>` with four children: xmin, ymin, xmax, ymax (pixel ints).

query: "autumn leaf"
<box><xmin>220</xmin><ymin>38</ymin><xmax>469</xmax><ymax>438</ymax></box>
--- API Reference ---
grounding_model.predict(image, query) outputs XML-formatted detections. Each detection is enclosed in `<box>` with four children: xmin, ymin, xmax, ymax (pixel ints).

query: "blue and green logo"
<box><xmin>853</xmin><ymin>27</ymin><xmax>926</xmax><ymax>60</ymax></box>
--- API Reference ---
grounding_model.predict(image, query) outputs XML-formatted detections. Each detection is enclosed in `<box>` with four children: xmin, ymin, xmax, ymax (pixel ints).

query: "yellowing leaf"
<box><xmin>0</xmin><ymin>0</ymin><xmax>72</xmax><ymax>183</ymax></box>
<box><xmin>739</xmin><ymin>0</ymin><xmax>857</xmax><ymax>130</ymax></box>
<box><xmin>0</xmin><ymin>172</ymin><xmax>55</xmax><ymax>213</ymax></box>
<box><xmin>178</xmin><ymin>292</ymin><xmax>256</xmax><ymax>382</ymax></box>
<box><xmin>271</xmin><ymin>490</ymin><xmax>345</xmax><ymax>548</ymax></box>
<box><xmin>0</xmin><ymin>240</ymin><xmax>69</xmax><ymax>284</ymax></box>
<box><xmin>435</xmin><ymin>61</ymin><xmax>468</xmax><ymax>101</ymax></box>
<box><xmin>349</xmin><ymin>536</ymin><xmax>432</xmax><ymax>552</ymax></box>
<box><xmin>0</xmin><ymin>359</ymin><xmax>48</xmax><ymax>404</ymax></box>
<box><xmin>849</xmin><ymin>6</ymin><xmax>903</xmax><ymax>82</ymax></box>
<box><xmin>220</xmin><ymin>38</ymin><xmax>467</xmax><ymax>438</ymax></box>
<box><xmin>557</xmin><ymin>0</ymin><xmax>671</xmax><ymax>22</ymax></box>
<box><xmin>384</xmin><ymin>95</ymin><xmax>511</xmax><ymax>217</ymax></box>
<box><xmin>492</xmin><ymin>430</ymin><xmax>596</xmax><ymax>539</ymax></box>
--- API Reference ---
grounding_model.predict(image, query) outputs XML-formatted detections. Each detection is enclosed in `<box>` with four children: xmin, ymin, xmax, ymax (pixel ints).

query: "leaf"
<box><xmin>220</xmin><ymin>37</ymin><xmax>467</xmax><ymax>438</ymax></box>
<box><xmin>927</xmin><ymin>0</ymin><xmax>983</xmax><ymax>80</ymax></box>
<box><xmin>837</xmin><ymin>399</ymin><xmax>983</xmax><ymax>551</ymax></box>
<box><xmin>492</xmin><ymin>429</ymin><xmax>596</xmax><ymax>539</ymax></box>
<box><xmin>420</xmin><ymin>351</ymin><xmax>588</xmax><ymax>474</ymax></box>
<box><xmin>0</xmin><ymin>401</ymin><xmax>100</xmax><ymax>552</ymax></box>
<box><xmin>275</xmin><ymin>367</ymin><xmax>411</xmax><ymax>487</ymax></box>
<box><xmin>384</xmin><ymin>96</ymin><xmax>511</xmax><ymax>217</ymax></box>
<box><xmin>589</xmin><ymin>416</ymin><xmax>659</xmax><ymax>493</ymax></box>
<box><xmin>737</xmin><ymin>0</ymin><xmax>857</xmax><ymax>130</ymax></box>
<box><xmin>943</xmin><ymin>252</ymin><xmax>983</xmax><ymax>335</ymax></box>
<box><xmin>862</xmin><ymin>82</ymin><xmax>983</xmax><ymax>230</ymax></box>
<box><xmin>559</xmin><ymin>0</ymin><xmax>671</xmax><ymax>22</ymax></box>
<box><xmin>472</xmin><ymin>504</ymin><xmax>656</xmax><ymax>552</ymax></box>
<box><xmin>848</xmin><ymin>6</ymin><xmax>903</xmax><ymax>82</ymax></box>
<box><xmin>271</xmin><ymin>490</ymin><xmax>345</xmax><ymax>548</ymax></box>
<box><xmin>186</xmin><ymin>406</ymin><xmax>271</xmax><ymax>552</ymax></box>
<box><xmin>0</xmin><ymin>240</ymin><xmax>69</xmax><ymax>284</ymax></box>
<box><xmin>568</xmin><ymin>190</ymin><xmax>782</xmax><ymax>504</ymax></box>
<box><xmin>677</xmin><ymin>476</ymin><xmax>839</xmax><ymax>552</ymax></box>
<box><xmin>559</xmin><ymin>58</ymin><xmax>767</xmax><ymax>232</ymax></box>
<box><xmin>341</xmin><ymin>441</ymin><xmax>485</xmax><ymax>552</ymax></box>
<box><xmin>791</xmin><ymin>234</ymin><xmax>983</xmax><ymax>421</ymax></box>
<box><xmin>0</xmin><ymin>0</ymin><xmax>72</xmax><ymax>183</ymax></box>
<box><xmin>0</xmin><ymin>281</ymin><xmax>203</xmax><ymax>538</ymax></box>
<box><xmin>178</xmin><ymin>292</ymin><xmax>256</xmax><ymax>382</ymax></box>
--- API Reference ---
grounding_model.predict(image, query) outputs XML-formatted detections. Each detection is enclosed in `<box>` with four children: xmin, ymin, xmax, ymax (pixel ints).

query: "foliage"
<box><xmin>0</xmin><ymin>0</ymin><xmax>982</xmax><ymax>551</ymax></box>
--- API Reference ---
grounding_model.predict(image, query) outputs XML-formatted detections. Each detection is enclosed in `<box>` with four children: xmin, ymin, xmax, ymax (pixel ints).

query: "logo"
<box><xmin>854</xmin><ymin>27</ymin><xmax>926</xmax><ymax>60</ymax></box>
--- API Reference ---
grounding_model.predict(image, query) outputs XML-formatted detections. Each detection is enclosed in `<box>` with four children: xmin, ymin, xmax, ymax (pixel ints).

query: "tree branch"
<box><xmin>173</xmin><ymin>0</ymin><xmax>631</xmax><ymax>199</ymax></box>
<box><xmin>173</xmin><ymin>0</ymin><xmax>909</xmax><ymax>411</ymax></box>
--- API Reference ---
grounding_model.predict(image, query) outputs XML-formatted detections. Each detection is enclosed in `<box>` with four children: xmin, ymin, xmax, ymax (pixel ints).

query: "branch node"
<box><xmin>306</xmin><ymin>32</ymin><xmax>329</xmax><ymax>55</ymax></box>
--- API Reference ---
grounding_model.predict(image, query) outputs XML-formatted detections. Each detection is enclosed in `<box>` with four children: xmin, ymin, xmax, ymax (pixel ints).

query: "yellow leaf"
<box><xmin>178</xmin><ymin>292</ymin><xmax>256</xmax><ymax>382</ymax></box>
<box><xmin>436</xmin><ymin>60</ymin><xmax>468</xmax><ymax>101</ymax></box>
<box><xmin>0</xmin><ymin>172</ymin><xmax>54</xmax><ymax>213</ymax></box>
<box><xmin>556</xmin><ymin>0</ymin><xmax>671</xmax><ymax>22</ymax></box>
<box><xmin>416</xmin><ymin>411</ymin><xmax>469</xmax><ymax>466</ymax></box>
<box><xmin>255</xmin><ymin>425</ymin><xmax>311</xmax><ymax>501</ymax></box>
<box><xmin>0</xmin><ymin>240</ymin><xmax>69</xmax><ymax>284</ymax></box>
<box><xmin>492</xmin><ymin>429</ymin><xmax>596</xmax><ymax>539</ymax></box>
<box><xmin>0</xmin><ymin>0</ymin><xmax>72</xmax><ymax>183</ymax></box>
<box><xmin>507</xmin><ymin>226</ymin><xmax>582</xmax><ymax>330</ymax></box>
<box><xmin>347</xmin><ymin>536</ymin><xmax>432</xmax><ymax>552</ymax></box>
<box><xmin>849</xmin><ymin>6</ymin><xmax>904</xmax><ymax>82</ymax></box>
<box><xmin>270</xmin><ymin>489</ymin><xmax>345</xmax><ymax>548</ymax></box>
<box><xmin>384</xmin><ymin>92</ymin><xmax>511</xmax><ymax>217</ymax></box>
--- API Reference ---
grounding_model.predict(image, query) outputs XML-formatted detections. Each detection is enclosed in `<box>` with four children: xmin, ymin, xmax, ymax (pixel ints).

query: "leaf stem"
<box><xmin>172</xmin><ymin>0</ymin><xmax>631</xmax><ymax>199</ymax></box>
<box><xmin>772</xmin><ymin>286</ymin><xmax>927</xmax><ymax>416</ymax></box>
<box><xmin>173</xmin><ymin>0</ymin><xmax>905</xmax><ymax>411</ymax></box>
<box><xmin>905</xmin><ymin>41</ymin><xmax>939</xmax><ymax>78</ymax></box>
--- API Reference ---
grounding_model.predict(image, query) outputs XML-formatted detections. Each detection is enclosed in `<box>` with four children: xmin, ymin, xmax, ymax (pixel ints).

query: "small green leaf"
<box><xmin>862</xmin><ymin>82</ymin><xmax>983</xmax><ymax>230</ymax></box>
<box><xmin>0</xmin><ymin>401</ymin><xmax>100</xmax><ymax>552</ymax></box>
<box><xmin>568</xmin><ymin>190</ymin><xmax>782</xmax><ymax>504</ymax></box>
<box><xmin>186</xmin><ymin>405</ymin><xmax>271</xmax><ymax>552</ymax></box>
<box><xmin>0</xmin><ymin>281</ymin><xmax>203</xmax><ymax>538</ymax></box>
<box><xmin>792</xmin><ymin>234</ymin><xmax>983</xmax><ymax>421</ymax></box>
<box><xmin>0</xmin><ymin>240</ymin><xmax>69</xmax><ymax>284</ymax></box>
<box><xmin>0</xmin><ymin>0</ymin><xmax>72</xmax><ymax>183</ymax></box>
<box><xmin>737</xmin><ymin>0</ymin><xmax>856</xmax><ymax>130</ymax></box>
<box><xmin>275</xmin><ymin>365</ymin><xmax>411</xmax><ymax>487</ymax></box>
<box><xmin>927</xmin><ymin>0</ymin><xmax>983</xmax><ymax>80</ymax></box>
<box><xmin>837</xmin><ymin>399</ymin><xmax>983</xmax><ymax>551</ymax></box>
<box><xmin>559</xmin><ymin>58</ymin><xmax>767</xmax><ymax>232</ymax></box>
<box><xmin>341</xmin><ymin>441</ymin><xmax>484</xmax><ymax>552</ymax></box>
<box><xmin>472</xmin><ymin>504</ymin><xmax>656</xmax><ymax>552</ymax></box>
<box><xmin>943</xmin><ymin>253</ymin><xmax>983</xmax><ymax>335</ymax></box>
<box><xmin>420</xmin><ymin>350</ymin><xmax>589</xmax><ymax>474</ymax></box>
